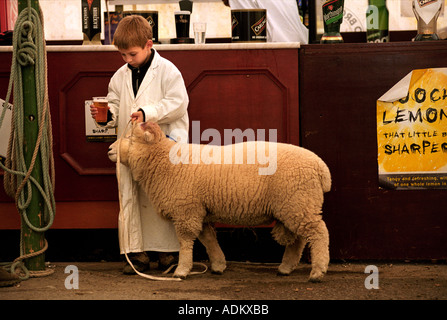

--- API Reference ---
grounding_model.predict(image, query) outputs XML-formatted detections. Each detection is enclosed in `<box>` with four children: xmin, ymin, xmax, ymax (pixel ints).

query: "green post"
<box><xmin>18</xmin><ymin>0</ymin><xmax>45</xmax><ymax>271</ymax></box>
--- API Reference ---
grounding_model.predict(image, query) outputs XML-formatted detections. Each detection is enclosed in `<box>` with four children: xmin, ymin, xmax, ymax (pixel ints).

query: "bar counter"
<box><xmin>0</xmin><ymin>42</ymin><xmax>301</xmax><ymax>52</ymax></box>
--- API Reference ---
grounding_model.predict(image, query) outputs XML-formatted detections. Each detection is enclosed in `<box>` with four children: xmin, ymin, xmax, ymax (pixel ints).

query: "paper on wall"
<box><xmin>376</xmin><ymin>68</ymin><xmax>447</xmax><ymax>189</ymax></box>
<box><xmin>85</xmin><ymin>100</ymin><xmax>117</xmax><ymax>143</ymax></box>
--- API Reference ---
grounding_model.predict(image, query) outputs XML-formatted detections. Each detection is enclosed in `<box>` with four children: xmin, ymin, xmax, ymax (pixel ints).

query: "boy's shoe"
<box><xmin>158</xmin><ymin>252</ymin><xmax>178</xmax><ymax>271</ymax></box>
<box><xmin>123</xmin><ymin>252</ymin><xmax>150</xmax><ymax>275</ymax></box>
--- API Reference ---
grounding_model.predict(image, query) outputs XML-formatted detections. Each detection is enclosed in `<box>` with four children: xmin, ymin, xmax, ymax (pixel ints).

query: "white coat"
<box><xmin>105</xmin><ymin>48</ymin><xmax>189</xmax><ymax>254</ymax></box>
<box><xmin>229</xmin><ymin>0</ymin><xmax>309</xmax><ymax>44</ymax></box>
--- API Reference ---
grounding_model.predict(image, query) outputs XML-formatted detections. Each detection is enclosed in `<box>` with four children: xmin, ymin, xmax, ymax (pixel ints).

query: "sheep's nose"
<box><xmin>108</xmin><ymin>147</ymin><xmax>112</xmax><ymax>152</ymax></box>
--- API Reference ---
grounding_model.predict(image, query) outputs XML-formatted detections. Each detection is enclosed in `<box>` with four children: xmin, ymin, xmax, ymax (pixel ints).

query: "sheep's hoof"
<box><xmin>308</xmin><ymin>270</ymin><xmax>324</xmax><ymax>282</ymax></box>
<box><xmin>174</xmin><ymin>273</ymin><xmax>188</xmax><ymax>280</ymax></box>
<box><xmin>277</xmin><ymin>264</ymin><xmax>292</xmax><ymax>276</ymax></box>
<box><xmin>173</xmin><ymin>269</ymin><xmax>188</xmax><ymax>280</ymax></box>
<box><xmin>210</xmin><ymin>262</ymin><xmax>226</xmax><ymax>275</ymax></box>
<box><xmin>211</xmin><ymin>270</ymin><xmax>223</xmax><ymax>275</ymax></box>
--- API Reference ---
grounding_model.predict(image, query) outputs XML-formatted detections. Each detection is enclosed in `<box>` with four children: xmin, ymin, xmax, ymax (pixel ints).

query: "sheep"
<box><xmin>108</xmin><ymin>121</ymin><xmax>332</xmax><ymax>282</ymax></box>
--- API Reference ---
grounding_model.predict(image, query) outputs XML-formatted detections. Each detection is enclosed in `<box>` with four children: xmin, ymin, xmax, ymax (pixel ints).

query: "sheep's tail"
<box><xmin>318</xmin><ymin>158</ymin><xmax>332</xmax><ymax>193</ymax></box>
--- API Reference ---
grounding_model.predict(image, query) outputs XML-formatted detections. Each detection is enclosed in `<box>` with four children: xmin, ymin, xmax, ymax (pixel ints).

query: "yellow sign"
<box><xmin>377</xmin><ymin>68</ymin><xmax>447</xmax><ymax>189</ymax></box>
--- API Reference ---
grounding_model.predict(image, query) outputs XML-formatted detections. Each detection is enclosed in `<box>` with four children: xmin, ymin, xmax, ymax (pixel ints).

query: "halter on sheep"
<box><xmin>112</xmin><ymin>121</ymin><xmax>331</xmax><ymax>282</ymax></box>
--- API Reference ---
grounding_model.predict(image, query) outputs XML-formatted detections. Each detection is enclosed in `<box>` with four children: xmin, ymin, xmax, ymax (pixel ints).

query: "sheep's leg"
<box><xmin>198</xmin><ymin>223</ymin><xmax>226</xmax><ymax>274</ymax></box>
<box><xmin>303</xmin><ymin>220</ymin><xmax>330</xmax><ymax>282</ymax></box>
<box><xmin>174</xmin><ymin>236</ymin><xmax>195</xmax><ymax>279</ymax></box>
<box><xmin>277</xmin><ymin>236</ymin><xmax>306</xmax><ymax>276</ymax></box>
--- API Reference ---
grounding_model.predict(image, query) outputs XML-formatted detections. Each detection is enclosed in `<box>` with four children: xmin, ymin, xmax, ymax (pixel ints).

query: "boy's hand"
<box><xmin>90</xmin><ymin>104</ymin><xmax>110</xmax><ymax>121</ymax></box>
<box><xmin>90</xmin><ymin>104</ymin><xmax>98</xmax><ymax>120</ymax></box>
<box><xmin>131</xmin><ymin>110</ymin><xmax>144</xmax><ymax>123</ymax></box>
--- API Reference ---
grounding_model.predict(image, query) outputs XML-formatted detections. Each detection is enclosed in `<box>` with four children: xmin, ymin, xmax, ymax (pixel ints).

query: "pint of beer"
<box><xmin>93</xmin><ymin>97</ymin><xmax>108</xmax><ymax>123</ymax></box>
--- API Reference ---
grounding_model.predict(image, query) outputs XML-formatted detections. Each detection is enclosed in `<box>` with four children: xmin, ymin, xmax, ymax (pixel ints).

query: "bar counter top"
<box><xmin>0</xmin><ymin>42</ymin><xmax>300</xmax><ymax>52</ymax></box>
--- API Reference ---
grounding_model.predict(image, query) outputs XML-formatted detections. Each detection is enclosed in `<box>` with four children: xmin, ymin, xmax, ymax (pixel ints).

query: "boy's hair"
<box><xmin>113</xmin><ymin>15</ymin><xmax>153</xmax><ymax>49</ymax></box>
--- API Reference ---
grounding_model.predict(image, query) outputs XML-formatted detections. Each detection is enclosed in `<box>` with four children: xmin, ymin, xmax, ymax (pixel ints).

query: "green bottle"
<box><xmin>366</xmin><ymin>0</ymin><xmax>389</xmax><ymax>42</ymax></box>
<box><xmin>321</xmin><ymin>0</ymin><xmax>344</xmax><ymax>44</ymax></box>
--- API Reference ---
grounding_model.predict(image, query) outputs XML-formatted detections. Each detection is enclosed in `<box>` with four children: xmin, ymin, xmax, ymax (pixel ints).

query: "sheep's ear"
<box><xmin>144</xmin><ymin>131</ymin><xmax>155</xmax><ymax>143</ymax></box>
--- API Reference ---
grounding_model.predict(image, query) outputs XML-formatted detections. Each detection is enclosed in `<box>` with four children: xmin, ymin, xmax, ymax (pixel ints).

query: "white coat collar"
<box><xmin>125</xmin><ymin>48</ymin><xmax>161</xmax><ymax>101</ymax></box>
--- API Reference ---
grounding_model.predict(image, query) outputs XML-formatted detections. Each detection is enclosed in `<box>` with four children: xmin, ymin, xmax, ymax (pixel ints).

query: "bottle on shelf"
<box><xmin>320</xmin><ymin>0</ymin><xmax>344</xmax><ymax>44</ymax></box>
<box><xmin>366</xmin><ymin>0</ymin><xmax>389</xmax><ymax>43</ymax></box>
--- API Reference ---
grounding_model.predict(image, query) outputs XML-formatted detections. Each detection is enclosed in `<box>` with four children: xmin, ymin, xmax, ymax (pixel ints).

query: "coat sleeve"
<box><xmin>139</xmin><ymin>63</ymin><xmax>189</xmax><ymax>125</ymax></box>
<box><xmin>103</xmin><ymin>69</ymin><xmax>122</xmax><ymax>128</ymax></box>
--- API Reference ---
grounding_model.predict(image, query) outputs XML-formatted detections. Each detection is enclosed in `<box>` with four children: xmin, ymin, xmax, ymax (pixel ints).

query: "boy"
<box><xmin>90</xmin><ymin>15</ymin><xmax>189</xmax><ymax>274</ymax></box>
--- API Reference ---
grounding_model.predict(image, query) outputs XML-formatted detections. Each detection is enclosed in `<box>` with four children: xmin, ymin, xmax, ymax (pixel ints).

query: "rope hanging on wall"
<box><xmin>0</xmin><ymin>0</ymin><xmax>55</xmax><ymax>280</ymax></box>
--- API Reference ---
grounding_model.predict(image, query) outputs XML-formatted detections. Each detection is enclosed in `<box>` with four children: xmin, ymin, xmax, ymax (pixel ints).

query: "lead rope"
<box><xmin>116</xmin><ymin>121</ymin><xmax>207</xmax><ymax>281</ymax></box>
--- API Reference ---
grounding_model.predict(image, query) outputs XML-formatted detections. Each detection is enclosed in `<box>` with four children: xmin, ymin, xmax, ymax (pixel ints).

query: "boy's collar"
<box><xmin>127</xmin><ymin>48</ymin><xmax>155</xmax><ymax>71</ymax></box>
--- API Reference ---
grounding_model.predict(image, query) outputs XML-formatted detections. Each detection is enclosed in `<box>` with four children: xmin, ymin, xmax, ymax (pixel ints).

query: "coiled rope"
<box><xmin>0</xmin><ymin>0</ymin><xmax>55</xmax><ymax>280</ymax></box>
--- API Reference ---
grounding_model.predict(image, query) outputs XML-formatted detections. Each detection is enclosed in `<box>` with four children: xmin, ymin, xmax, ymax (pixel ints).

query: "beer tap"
<box><xmin>179</xmin><ymin>0</ymin><xmax>193</xmax><ymax>13</ymax></box>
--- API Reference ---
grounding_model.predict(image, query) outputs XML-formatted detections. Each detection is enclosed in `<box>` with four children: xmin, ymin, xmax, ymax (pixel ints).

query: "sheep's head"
<box><xmin>108</xmin><ymin>121</ymin><xmax>164</xmax><ymax>165</ymax></box>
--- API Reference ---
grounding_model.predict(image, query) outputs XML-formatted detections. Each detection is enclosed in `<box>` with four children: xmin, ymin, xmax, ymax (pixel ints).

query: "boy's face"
<box><xmin>118</xmin><ymin>40</ymin><xmax>153</xmax><ymax>68</ymax></box>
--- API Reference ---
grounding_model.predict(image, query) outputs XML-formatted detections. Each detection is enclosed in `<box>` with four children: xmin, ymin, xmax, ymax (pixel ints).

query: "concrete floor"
<box><xmin>1</xmin><ymin>261</ymin><xmax>446</xmax><ymax>301</ymax></box>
